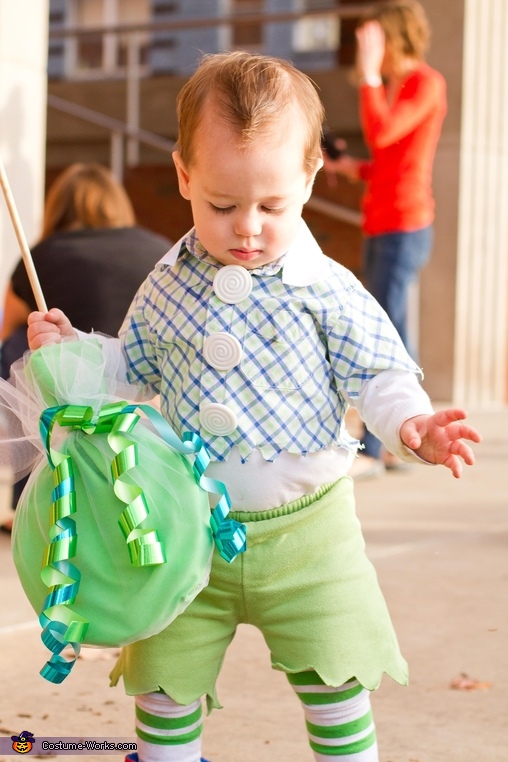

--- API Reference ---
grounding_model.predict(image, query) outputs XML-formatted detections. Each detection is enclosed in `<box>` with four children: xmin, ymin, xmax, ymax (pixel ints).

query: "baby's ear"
<box><xmin>304</xmin><ymin>157</ymin><xmax>324</xmax><ymax>203</ymax></box>
<box><xmin>172</xmin><ymin>151</ymin><xmax>191</xmax><ymax>200</ymax></box>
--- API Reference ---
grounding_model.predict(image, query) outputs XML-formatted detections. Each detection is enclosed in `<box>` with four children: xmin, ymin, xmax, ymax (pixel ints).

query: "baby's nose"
<box><xmin>234</xmin><ymin>210</ymin><xmax>262</xmax><ymax>237</ymax></box>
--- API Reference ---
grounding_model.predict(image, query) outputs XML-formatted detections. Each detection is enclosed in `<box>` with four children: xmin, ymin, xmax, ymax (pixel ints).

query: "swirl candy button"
<box><xmin>213</xmin><ymin>265</ymin><xmax>252</xmax><ymax>304</ymax></box>
<box><xmin>199</xmin><ymin>403</ymin><xmax>238</xmax><ymax>436</ymax></box>
<box><xmin>203</xmin><ymin>333</ymin><xmax>242</xmax><ymax>371</ymax></box>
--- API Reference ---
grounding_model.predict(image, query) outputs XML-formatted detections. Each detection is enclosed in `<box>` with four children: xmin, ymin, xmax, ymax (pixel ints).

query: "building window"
<box><xmin>292</xmin><ymin>2</ymin><xmax>340</xmax><ymax>55</ymax></box>
<box><xmin>68</xmin><ymin>0</ymin><xmax>150</xmax><ymax>77</ymax></box>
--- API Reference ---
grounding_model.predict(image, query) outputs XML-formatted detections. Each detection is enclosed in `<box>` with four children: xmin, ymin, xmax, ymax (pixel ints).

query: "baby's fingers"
<box><xmin>431</xmin><ymin>408</ymin><xmax>468</xmax><ymax>427</ymax></box>
<box><xmin>27</xmin><ymin>321</ymin><xmax>58</xmax><ymax>349</ymax></box>
<box><xmin>27</xmin><ymin>310</ymin><xmax>47</xmax><ymax>326</ymax></box>
<box><xmin>442</xmin><ymin>440</ymin><xmax>476</xmax><ymax>478</ymax></box>
<box><xmin>399</xmin><ymin>417</ymin><xmax>423</xmax><ymax>450</ymax></box>
<box><xmin>443</xmin><ymin>453</ymin><xmax>463</xmax><ymax>479</ymax></box>
<box><xmin>449</xmin><ymin>438</ymin><xmax>476</xmax><ymax>466</ymax></box>
<box><xmin>458</xmin><ymin>424</ymin><xmax>482</xmax><ymax>444</ymax></box>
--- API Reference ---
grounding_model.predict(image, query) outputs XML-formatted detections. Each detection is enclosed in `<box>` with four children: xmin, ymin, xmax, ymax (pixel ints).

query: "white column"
<box><xmin>454</xmin><ymin>0</ymin><xmax>508</xmax><ymax>406</ymax></box>
<box><xmin>0</xmin><ymin>0</ymin><xmax>49</xmax><ymax>310</ymax></box>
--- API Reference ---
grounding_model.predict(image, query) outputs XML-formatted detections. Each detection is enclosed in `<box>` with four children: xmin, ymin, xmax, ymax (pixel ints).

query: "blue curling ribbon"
<box><xmin>125</xmin><ymin>404</ymin><xmax>247</xmax><ymax>563</ymax></box>
<box><xmin>185</xmin><ymin>431</ymin><xmax>247</xmax><ymax>562</ymax></box>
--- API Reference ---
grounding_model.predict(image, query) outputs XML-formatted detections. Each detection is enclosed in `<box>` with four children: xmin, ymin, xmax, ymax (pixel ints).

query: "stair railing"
<box><xmin>47</xmin><ymin>94</ymin><xmax>175</xmax><ymax>182</ymax></box>
<box><xmin>48</xmin><ymin>4</ymin><xmax>370</xmax><ymax>225</ymax></box>
<box><xmin>47</xmin><ymin>93</ymin><xmax>360</xmax><ymax>227</ymax></box>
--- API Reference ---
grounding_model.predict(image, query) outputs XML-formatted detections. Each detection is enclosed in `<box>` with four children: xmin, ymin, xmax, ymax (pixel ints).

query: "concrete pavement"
<box><xmin>1</xmin><ymin>408</ymin><xmax>507</xmax><ymax>762</ymax></box>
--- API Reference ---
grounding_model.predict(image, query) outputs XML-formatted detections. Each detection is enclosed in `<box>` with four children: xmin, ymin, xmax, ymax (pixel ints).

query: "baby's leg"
<box><xmin>134</xmin><ymin>691</ymin><xmax>204</xmax><ymax>762</ymax></box>
<box><xmin>287</xmin><ymin>672</ymin><xmax>378</xmax><ymax>761</ymax></box>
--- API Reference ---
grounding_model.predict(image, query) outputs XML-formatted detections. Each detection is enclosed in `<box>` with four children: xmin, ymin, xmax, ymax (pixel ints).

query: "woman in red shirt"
<box><xmin>324</xmin><ymin>0</ymin><xmax>447</xmax><ymax>475</ymax></box>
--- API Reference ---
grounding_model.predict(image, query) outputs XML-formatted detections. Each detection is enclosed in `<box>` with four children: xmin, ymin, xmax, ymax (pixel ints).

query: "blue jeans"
<box><xmin>361</xmin><ymin>226</ymin><xmax>433</xmax><ymax>459</ymax></box>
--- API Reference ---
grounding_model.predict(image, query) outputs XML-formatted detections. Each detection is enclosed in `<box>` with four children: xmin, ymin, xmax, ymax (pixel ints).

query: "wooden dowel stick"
<box><xmin>0</xmin><ymin>160</ymin><xmax>48</xmax><ymax>312</ymax></box>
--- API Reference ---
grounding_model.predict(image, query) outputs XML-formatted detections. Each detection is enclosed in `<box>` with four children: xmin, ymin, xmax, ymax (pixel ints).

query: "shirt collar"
<box><xmin>281</xmin><ymin>220</ymin><xmax>332</xmax><ymax>287</ymax></box>
<box><xmin>157</xmin><ymin>220</ymin><xmax>332</xmax><ymax>287</ymax></box>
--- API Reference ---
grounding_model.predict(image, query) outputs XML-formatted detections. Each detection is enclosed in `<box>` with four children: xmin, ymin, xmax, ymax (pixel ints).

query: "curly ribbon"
<box><xmin>184</xmin><ymin>432</ymin><xmax>247</xmax><ymax>562</ymax></box>
<box><xmin>107</xmin><ymin>408</ymin><xmax>167</xmax><ymax>567</ymax></box>
<box><xmin>38</xmin><ymin>405</ymin><xmax>92</xmax><ymax>683</ymax></box>
<box><xmin>36</xmin><ymin>401</ymin><xmax>246</xmax><ymax>683</ymax></box>
<box><xmin>125</xmin><ymin>404</ymin><xmax>247</xmax><ymax>563</ymax></box>
<box><xmin>37</xmin><ymin>402</ymin><xmax>166</xmax><ymax>682</ymax></box>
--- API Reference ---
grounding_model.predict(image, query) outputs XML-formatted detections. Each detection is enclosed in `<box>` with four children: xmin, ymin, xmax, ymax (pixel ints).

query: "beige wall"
<box><xmin>419</xmin><ymin>0</ymin><xmax>465</xmax><ymax>401</ymax></box>
<box><xmin>0</xmin><ymin>0</ymin><xmax>49</xmax><ymax>303</ymax></box>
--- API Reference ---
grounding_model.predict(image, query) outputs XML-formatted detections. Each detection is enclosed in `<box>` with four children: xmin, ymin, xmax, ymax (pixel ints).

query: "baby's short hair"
<box><xmin>176</xmin><ymin>50</ymin><xmax>324</xmax><ymax>175</ymax></box>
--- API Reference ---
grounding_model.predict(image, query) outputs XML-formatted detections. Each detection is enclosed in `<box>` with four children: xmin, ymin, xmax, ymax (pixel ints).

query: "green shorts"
<box><xmin>110</xmin><ymin>477</ymin><xmax>408</xmax><ymax>709</ymax></box>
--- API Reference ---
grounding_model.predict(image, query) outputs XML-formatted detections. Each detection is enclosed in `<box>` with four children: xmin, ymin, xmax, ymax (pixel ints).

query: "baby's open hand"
<box><xmin>400</xmin><ymin>408</ymin><xmax>482</xmax><ymax>478</ymax></box>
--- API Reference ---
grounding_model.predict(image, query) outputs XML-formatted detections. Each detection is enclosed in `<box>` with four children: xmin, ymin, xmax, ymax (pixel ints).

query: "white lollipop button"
<box><xmin>199</xmin><ymin>403</ymin><xmax>238</xmax><ymax>436</ymax></box>
<box><xmin>213</xmin><ymin>265</ymin><xmax>252</xmax><ymax>304</ymax></box>
<box><xmin>203</xmin><ymin>332</ymin><xmax>243</xmax><ymax>371</ymax></box>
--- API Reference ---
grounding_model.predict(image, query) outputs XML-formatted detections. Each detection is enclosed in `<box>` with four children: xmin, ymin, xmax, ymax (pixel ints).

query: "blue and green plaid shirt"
<box><xmin>120</xmin><ymin>222</ymin><xmax>420</xmax><ymax>462</ymax></box>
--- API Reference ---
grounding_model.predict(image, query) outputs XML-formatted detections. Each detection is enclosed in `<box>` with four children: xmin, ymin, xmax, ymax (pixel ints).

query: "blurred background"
<box><xmin>0</xmin><ymin>0</ymin><xmax>507</xmax><ymax>409</ymax></box>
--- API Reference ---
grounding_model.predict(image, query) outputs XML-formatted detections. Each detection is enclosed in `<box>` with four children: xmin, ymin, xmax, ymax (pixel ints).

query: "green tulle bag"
<box><xmin>10</xmin><ymin>338</ymin><xmax>246</xmax><ymax>683</ymax></box>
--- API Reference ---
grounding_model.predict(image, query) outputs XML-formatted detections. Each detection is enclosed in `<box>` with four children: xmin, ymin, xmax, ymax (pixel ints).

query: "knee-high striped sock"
<box><xmin>134</xmin><ymin>692</ymin><xmax>203</xmax><ymax>762</ymax></box>
<box><xmin>287</xmin><ymin>673</ymin><xmax>378</xmax><ymax>760</ymax></box>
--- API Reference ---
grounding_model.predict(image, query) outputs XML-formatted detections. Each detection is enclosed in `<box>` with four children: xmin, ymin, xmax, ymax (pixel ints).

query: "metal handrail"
<box><xmin>47</xmin><ymin>93</ymin><xmax>360</xmax><ymax>226</ymax></box>
<box><xmin>47</xmin><ymin>3</ymin><xmax>369</xmax><ymax>227</ymax></box>
<box><xmin>47</xmin><ymin>94</ymin><xmax>175</xmax><ymax>155</ymax></box>
<box><xmin>306</xmin><ymin>195</ymin><xmax>361</xmax><ymax>227</ymax></box>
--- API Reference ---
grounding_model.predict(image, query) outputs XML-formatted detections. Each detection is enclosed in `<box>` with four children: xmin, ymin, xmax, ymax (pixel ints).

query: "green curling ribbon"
<box><xmin>108</xmin><ymin>409</ymin><xmax>166</xmax><ymax>567</ymax></box>
<box><xmin>36</xmin><ymin>400</ymin><xmax>246</xmax><ymax>683</ymax></box>
<box><xmin>37</xmin><ymin>402</ymin><xmax>166</xmax><ymax>683</ymax></box>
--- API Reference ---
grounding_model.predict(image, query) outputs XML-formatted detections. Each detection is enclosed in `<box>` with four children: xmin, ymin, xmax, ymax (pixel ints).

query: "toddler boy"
<box><xmin>28</xmin><ymin>51</ymin><xmax>480</xmax><ymax>762</ymax></box>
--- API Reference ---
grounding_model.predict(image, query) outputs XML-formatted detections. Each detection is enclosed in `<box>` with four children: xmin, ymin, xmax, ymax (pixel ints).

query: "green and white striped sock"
<box><xmin>134</xmin><ymin>692</ymin><xmax>203</xmax><ymax>762</ymax></box>
<box><xmin>287</xmin><ymin>672</ymin><xmax>378</xmax><ymax>760</ymax></box>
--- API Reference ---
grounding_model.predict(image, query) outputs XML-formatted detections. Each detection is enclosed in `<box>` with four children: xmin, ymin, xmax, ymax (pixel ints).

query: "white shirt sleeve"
<box><xmin>75</xmin><ymin>329</ymin><xmax>154</xmax><ymax>402</ymax></box>
<box><xmin>344</xmin><ymin>369</ymin><xmax>435</xmax><ymax>462</ymax></box>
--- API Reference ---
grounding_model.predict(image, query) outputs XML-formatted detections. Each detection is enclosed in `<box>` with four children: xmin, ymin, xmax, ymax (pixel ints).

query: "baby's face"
<box><xmin>173</xmin><ymin>104</ymin><xmax>320</xmax><ymax>269</ymax></box>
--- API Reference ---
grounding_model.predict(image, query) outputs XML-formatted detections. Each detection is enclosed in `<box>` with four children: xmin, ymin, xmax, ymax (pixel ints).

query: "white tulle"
<box><xmin>0</xmin><ymin>335</ymin><xmax>147</xmax><ymax>482</ymax></box>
